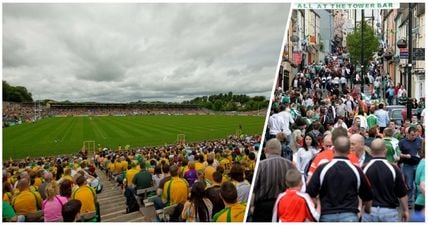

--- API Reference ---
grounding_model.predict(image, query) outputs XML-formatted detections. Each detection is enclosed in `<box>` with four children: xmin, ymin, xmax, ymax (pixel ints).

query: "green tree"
<box><xmin>346</xmin><ymin>21</ymin><xmax>379</xmax><ymax>67</ymax></box>
<box><xmin>203</xmin><ymin>101</ymin><xmax>213</xmax><ymax>110</ymax></box>
<box><xmin>224</xmin><ymin>101</ymin><xmax>238</xmax><ymax>111</ymax></box>
<box><xmin>213</xmin><ymin>100</ymin><xmax>223</xmax><ymax>111</ymax></box>
<box><xmin>3</xmin><ymin>81</ymin><xmax>33</xmax><ymax>102</ymax></box>
<box><xmin>252</xmin><ymin>96</ymin><xmax>266</xmax><ymax>102</ymax></box>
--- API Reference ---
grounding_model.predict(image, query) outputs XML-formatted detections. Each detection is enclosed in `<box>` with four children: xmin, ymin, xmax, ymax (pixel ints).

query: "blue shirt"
<box><xmin>374</xmin><ymin>109</ymin><xmax>389</xmax><ymax>127</ymax></box>
<box><xmin>399</xmin><ymin>137</ymin><xmax>423</xmax><ymax>165</ymax></box>
<box><xmin>387</xmin><ymin>88</ymin><xmax>395</xmax><ymax>97</ymax></box>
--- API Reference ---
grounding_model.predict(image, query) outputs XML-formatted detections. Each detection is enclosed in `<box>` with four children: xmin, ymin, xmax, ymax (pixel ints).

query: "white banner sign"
<box><xmin>295</xmin><ymin>2</ymin><xmax>400</xmax><ymax>9</ymax></box>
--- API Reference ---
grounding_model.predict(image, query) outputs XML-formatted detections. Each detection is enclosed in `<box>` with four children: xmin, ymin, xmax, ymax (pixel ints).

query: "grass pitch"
<box><xmin>3</xmin><ymin>115</ymin><xmax>264</xmax><ymax>159</ymax></box>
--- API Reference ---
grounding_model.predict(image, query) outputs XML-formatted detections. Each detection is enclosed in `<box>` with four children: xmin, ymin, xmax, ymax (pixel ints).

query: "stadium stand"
<box><xmin>3</xmin><ymin>101</ymin><xmax>265</xmax><ymax>127</ymax></box>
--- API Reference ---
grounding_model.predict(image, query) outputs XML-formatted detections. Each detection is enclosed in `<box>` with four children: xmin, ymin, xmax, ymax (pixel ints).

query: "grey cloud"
<box><xmin>3</xmin><ymin>3</ymin><xmax>290</xmax><ymax>102</ymax></box>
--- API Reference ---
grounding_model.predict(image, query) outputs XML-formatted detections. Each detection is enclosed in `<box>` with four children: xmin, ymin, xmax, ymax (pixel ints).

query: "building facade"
<box><xmin>381</xmin><ymin>3</ymin><xmax>425</xmax><ymax>100</ymax></box>
<box><xmin>279</xmin><ymin>9</ymin><xmax>322</xmax><ymax>91</ymax></box>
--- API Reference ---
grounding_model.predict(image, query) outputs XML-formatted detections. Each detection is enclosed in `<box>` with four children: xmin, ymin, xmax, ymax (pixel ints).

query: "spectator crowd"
<box><xmin>3</xmin><ymin>134</ymin><xmax>259</xmax><ymax>222</ymax></box>
<box><xmin>251</xmin><ymin>55</ymin><xmax>425</xmax><ymax>222</ymax></box>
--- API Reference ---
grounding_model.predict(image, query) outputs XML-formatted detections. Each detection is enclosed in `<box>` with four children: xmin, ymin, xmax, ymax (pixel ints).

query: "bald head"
<box><xmin>350</xmin><ymin>134</ymin><xmax>365</xmax><ymax>143</ymax></box>
<box><xmin>370</xmin><ymin>139</ymin><xmax>386</xmax><ymax>156</ymax></box>
<box><xmin>350</xmin><ymin>134</ymin><xmax>365</xmax><ymax>153</ymax></box>
<box><xmin>323</xmin><ymin>134</ymin><xmax>333</xmax><ymax>149</ymax></box>
<box><xmin>265</xmin><ymin>138</ymin><xmax>281</xmax><ymax>156</ymax></box>
<box><xmin>333</xmin><ymin>136</ymin><xmax>351</xmax><ymax>155</ymax></box>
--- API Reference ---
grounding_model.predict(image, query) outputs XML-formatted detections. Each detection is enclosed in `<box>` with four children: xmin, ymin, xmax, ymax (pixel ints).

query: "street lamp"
<box><xmin>359</xmin><ymin>9</ymin><xmax>376</xmax><ymax>94</ymax></box>
<box><xmin>406</xmin><ymin>3</ymin><xmax>413</xmax><ymax>120</ymax></box>
<box><xmin>360</xmin><ymin>65</ymin><xmax>364</xmax><ymax>93</ymax></box>
<box><xmin>407</xmin><ymin>63</ymin><xmax>413</xmax><ymax>92</ymax></box>
<box><xmin>360</xmin><ymin>10</ymin><xmax>365</xmax><ymax>93</ymax></box>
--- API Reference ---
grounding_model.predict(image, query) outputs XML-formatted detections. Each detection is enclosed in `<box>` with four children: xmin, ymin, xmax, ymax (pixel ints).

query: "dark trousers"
<box><xmin>124</xmin><ymin>187</ymin><xmax>137</xmax><ymax>204</ymax></box>
<box><xmin>252</xmin><ymin>199</ymin><xmax>276</xmax><ymax>222</ymax></box>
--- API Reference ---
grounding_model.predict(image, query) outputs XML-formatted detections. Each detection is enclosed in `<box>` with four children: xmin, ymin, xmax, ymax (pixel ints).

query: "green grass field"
<box><xmin>3</xmin><ymin>115</ymin><xmax>264</xmax><ymax>160</ymax></box>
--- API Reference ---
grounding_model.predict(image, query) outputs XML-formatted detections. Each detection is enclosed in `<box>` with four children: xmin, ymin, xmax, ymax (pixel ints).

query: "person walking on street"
<box><xmin>399</xmin><ymin>126</ymin><xmax>423</xmax><ymax>209</ymax></box>
<box><xmin>306</xmin><ymin>136</ymin><xmax>373</xmax><ymax>222</ymax></box>
<box><xmin>362</xmin><ymin>139</ymin><xmax>409</xmax><ymax>222</ymax></box>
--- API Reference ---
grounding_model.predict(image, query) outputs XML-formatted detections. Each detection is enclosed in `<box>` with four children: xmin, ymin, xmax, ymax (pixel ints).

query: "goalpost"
<box><xmin>83</xmin><ymin>140</ymin><xmax>96</xmax><ymax>155</ymax></box>
<box><xmin>177</xmin><ymin>134</ymin><xmax>186</xmax><ymax>145</ymax></box>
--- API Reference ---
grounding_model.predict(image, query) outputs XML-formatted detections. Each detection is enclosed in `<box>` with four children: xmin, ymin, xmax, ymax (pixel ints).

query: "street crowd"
<box><xmin>2</xmin><ymin>135</ymin><xmax>259</xmax><ymax>222</ymax></box>
<box><xmin>251</xmin><ymin>54</ymin><xmax>425</xmax><ymax>222</ymax></box>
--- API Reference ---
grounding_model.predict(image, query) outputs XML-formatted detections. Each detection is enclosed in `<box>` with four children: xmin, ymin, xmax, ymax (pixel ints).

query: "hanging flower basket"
<box><xmin>397</xmin><ymin>39</ymin><xmax>407</xmax><ymax>48</ymax></box>
<box><xmin>383</xmin><ymin>49</ymin><xmax>393</xmax><ymax>60</ymax></box>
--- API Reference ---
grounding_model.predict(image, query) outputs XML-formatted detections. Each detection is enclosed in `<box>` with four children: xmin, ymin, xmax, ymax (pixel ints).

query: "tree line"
<box><xmin>183</xmin><ymin>92</ymin><xmax>269</xmax><ymax>111</ymax></box>
<box><xmin>3</xmin><ymin>81</ymin><xmax>268</xmax><ymax>112</ymax></box>
<box><xmin>3</xmin><ymin>81</ymin><xmax>33</xmax><ymax>102</ymax></box>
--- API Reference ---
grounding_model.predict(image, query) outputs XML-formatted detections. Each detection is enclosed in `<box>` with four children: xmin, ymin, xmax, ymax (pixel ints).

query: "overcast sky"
<box><xmin>3</xmin><ymin>3</ymin><xmax>290</xmax><ymax>103</ymax></box>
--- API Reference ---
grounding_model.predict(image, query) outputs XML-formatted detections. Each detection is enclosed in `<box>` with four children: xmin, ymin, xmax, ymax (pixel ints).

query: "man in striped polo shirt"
<box><xmin>306</xmin><ymin>136</ymin><xmax>373</xmax><ymax>222</ymax></box>
<box><xmin>362</xmin><ymin>139</ymin><xmax>409</xmax><ymax>222</ymax></box>
<box><xmin>252</xmin><ymin>139</ymin><xmax>295</xmax><ymax>222</ymax></box>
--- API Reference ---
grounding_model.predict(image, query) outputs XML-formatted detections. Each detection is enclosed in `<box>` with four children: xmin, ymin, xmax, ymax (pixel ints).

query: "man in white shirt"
<box><xmin>268</xmin><ymin>107</ymin><xmax>286</xmax><ymax>140</ymax></box>
<box><xmin>374</xmin><ymin>103</ymin><xmax>390</xmax><ymax>133</ymax></box>
<box><xmin>421</xmin><ymin>108</ymin><xmax>426</xmax><ymax>126</ymax></box>
<box><xmin>304</xmin><ymin>96</ymin><xmax>314</xmax><ymax>108</ymax></box>
<box><xmin>278</xmin><ymin>104</ymin><xmax>294</xmax><ymax>143</ymax></box>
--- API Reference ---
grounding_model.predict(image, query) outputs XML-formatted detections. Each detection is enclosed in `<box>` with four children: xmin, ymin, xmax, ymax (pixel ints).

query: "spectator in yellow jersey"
<box><xmin>114</xmin><ymin>157</ymin><xmax>123</xmax><ymax>174</ymax></box>
<box><xmin>71</xmin><ymin>175</ymin><xmax>96</xmax><ymax>215</ymax></box>
<box><xmin>108</xmin><ymin>158</ymin><xmax>116</xmax><ymax>177</ymax></box>
<box><xmin>153</xmin><ymin>165</ymin><xmax>189</xmax><ymax>210</ymax></box>
<box><xmin>213</xmin><ymin>181</ymin><xmax>246</xmax><ymax>222</ymax></box>
<box><xmin>248</xmin><ymin>152</ymin><xmax>256</xmax><ymax>171</ymax></box>
<box><xmin>195</xmin><ymin>155</ymin><xmax>205</xmax><ymax>171</ymax></box>
<box><xmin>220</xmin><ymin>153</ymin><xmax>232</xmax><ymax>172</ymax></box>
<box><xmin>59</xmin><ymin>168</ymin><xmax>73</xmax><ymax>184</ymax></box>
<box><xmin>124</xmin><ymin>162</ymin><xmax>139</xmax><ymax>187</ymax></box>
<box><xmin>11</xmin><ymin>178</ymin><xmax>42</xmax><ymax>215</ymax></box>
<box><xmin>34</xmin><ymin>170</ymin><xmax>44</xmax><ymax>187</ymax></box>
<box><xmin>216</xmin><ymin>166</ymin><xmax>230</xmax><ymax>182</ymax></box>
<box><xmin>29</xmin><ymin>172</ymin><xmax>39</xmax><ymax>192</ymax></box>
<box><xmin>204</xmin><ymin>157</ymin><xmax>216</xmax><ymax>183</ymax></box>
<box><xmin>179</xmin><ymin>158</ymin><xmax>189</xmax><ymax>178</ymax></box>
<box><xmin>120</xmin><ymin>156</ymin><xmax>128</xmax><ymax>171</ymax></box>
